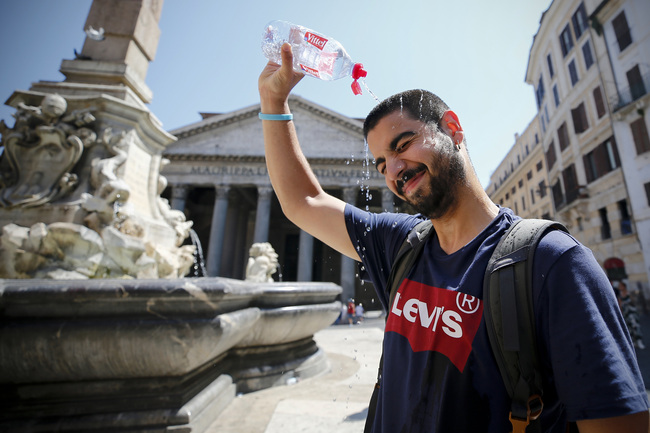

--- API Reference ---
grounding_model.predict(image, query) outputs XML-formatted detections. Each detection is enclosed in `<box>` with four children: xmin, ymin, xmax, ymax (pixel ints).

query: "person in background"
<box><xmin>355</xmin><ymin>302</ymin><xmax>364</xmax><ymax>324</ymax></box>
<box><xmin>614</xmin><ymin>280</ymin><xmax>645</xmax><ymax>350</ymax></box>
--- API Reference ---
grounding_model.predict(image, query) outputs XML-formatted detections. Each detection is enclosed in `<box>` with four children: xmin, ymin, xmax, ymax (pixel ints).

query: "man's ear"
<box><xmin>441</xmin><ymin>110</ymin><xmax>464</xmax><ymax>145</ymax></box>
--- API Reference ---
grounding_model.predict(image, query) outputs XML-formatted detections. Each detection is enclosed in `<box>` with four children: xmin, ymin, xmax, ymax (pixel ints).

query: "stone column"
<box><xmin>340</xmin><ymin>187</ymin><xmax>357</xmax><ymax>301</ymax></box>
<box><xmin>382</xmin><ymin>188</ymin><xmax>395</xmax><ymax>213</ymax></box>
<box><xmin>253</xmin><ymin>186</ymin><xmax>273</xmax><ymax>244</ymax></box>
<box><xmin>297</xmin><ymin>230</ymin><xmax>314</xmax><ymax>281</ymax></box>
<box><xmin>170</xmin><ymin>185</ymin><xmax>188</xmax><ymax>212</ymax></box>
<box><xmin>206</xmin><ymin>186</ymin><xmax>230</xmax><ymax>277</ymax></box>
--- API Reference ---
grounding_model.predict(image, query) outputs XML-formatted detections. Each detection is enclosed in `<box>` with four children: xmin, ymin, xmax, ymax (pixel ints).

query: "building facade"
<box><xmin>161</xmin><ymin>95</ymin><xmax>397</xmax><ymax>308</ymax></box>
<box><xmin>490</xmin><ymin>0</ymin><xmax>649</xmax><ymax>295</ymax></box>
<box><xmin>487</xmin><ymin>117</ymin><xmax>555</xmax><ymax>221</ymax></box>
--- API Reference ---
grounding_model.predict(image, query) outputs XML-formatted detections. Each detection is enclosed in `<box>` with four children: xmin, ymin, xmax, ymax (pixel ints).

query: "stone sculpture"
<box><xmin>246</xmin><ymin>242</ymin><xmax>279</xmax><ymax>282</ymax></box>
<box><xmin>0</xmin><ymin>93</ymin><xmax>195</xmax><ymax>279</ymax></box>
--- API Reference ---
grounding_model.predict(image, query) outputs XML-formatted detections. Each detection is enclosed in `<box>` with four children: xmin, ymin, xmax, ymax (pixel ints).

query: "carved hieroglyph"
<box><xmin>0</xmin><ymin>94</ymin><xmax>195</xmax><ymax>279</ymax></box>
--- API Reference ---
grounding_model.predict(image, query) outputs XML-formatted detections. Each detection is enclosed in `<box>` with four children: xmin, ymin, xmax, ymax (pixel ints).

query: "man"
<box><xmin>258</xmin><ymin>43</ymin><xmax>649</xmax><ymax>432</ymax></box>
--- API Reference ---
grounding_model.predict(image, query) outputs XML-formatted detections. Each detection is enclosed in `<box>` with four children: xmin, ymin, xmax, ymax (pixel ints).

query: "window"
<box><xmin>518</xmin><ymin>179</ymin><xmax>524</xmax><ymax>188</ymax></box>
<box><xmin>538</xmin><ymin>180</ymin><xmax>547</xmax><ymax>198</ymax></box>
<box><xmin>552</xmin><ymin>180</ymin><xmax>564</xmax><ymax>209</ymax></box>
<box><xmin>568</xmin><ymin>60</ymin><xmax>579</xmax><ymax>86</ymax></box>
<box><xmin>631</xmin><ymin>118</ymin><xmax>650</xmax><ymax>154</ymax></box>
<box><xmin>599</xmin><ymin>207</ymin><xmax>611</xmax><ymax>239</ymax></box>
<box><xmin>545</xmin><ymin>141</ymin><xmax>557</xmax><ymax>169</ymax></box>
<box><xmin>553</xmin><ymin>85</ymin><xmax>560</xmax><ymax>107</ymax></box>
<box><xmin>645</xmin><ymin>182</ymin><xmax>650</xmax><ymax>206</ymax></box>
<box><xmin>557</xmin><ymin>122</ymin><xmax>570</xmax><ymax>151</ymax></box>
<box><xmin>593</xmin><ymin>86</ymin><xmax>606</xmax><ymax>118</ymax></box>
<box><xmin>512</xmin><ymin>186</ymin><xmax>516</xmax><ymax>194</ymax></box>
<box><xmin>618</xmin><ymin>200</ymin><xmax>632</xmax><ymax>235</ymax></box>
<box><xmin>527</xmin><ymin>170</ymin><xmax>533</xmax><ymax>180</ymax></box>
<box><xmin>536</xmin><ymin>160</ymin><xmax>543</xmax><ymax>172</ymax></box>
<box><xmin>612</xmin><ymin>11</ymin><xmax>632</xmax><ymax>52</ymax></box>
<box><xmin>560</xmin><ymin>24</ymin><xmax>574</xmax><ymax>57</ymax></box>
<box><xmin>562</xmin><ymin>164</ymin><xmax>579</xmax><ymax>204</ymax></box>
<box><xmin>582</xmin><ymin>40</ymin><xmax>594</xmax><ymax>70</ymax></box>
<box><xmin>506</xmin><ymin>192</ymin><xmax>510</xmax><ymax>200</ymax></box>
<box><xmin>530</xmin><ymin>188</ymin><xmax>536</xmax><ymax>205</ymax></box>
<box><xmin>522</xmin><ymin>196</ymin><xmax>526</xmax><ymax>211</ymax></box>
<box><xmin>536</xmin><ymin>75</ymin><xmax>545</xmax><ymax>108</ymax></box>
<box><xmin>572</xmin><ymin>3</ymin><xmax>588</xmax><ymax>39</ymax></box>
<box><xmin>547</xmin><ymin>54</ymin><xmax>555</xmax><ymax>78</ymax></box>
<box><xmin>583</xmin><ymin>137</ymin><xmax>620</xmax><ymax>182</ymax></box>
<box><xmin>627</xmin><ymin>65</ymin><xmax>647</xmax><ymax>102</ymax></box>
<box><xmin>571</xmin><ymin>103</ymin><xmax>589</xmax><ymax>134</ymax></box>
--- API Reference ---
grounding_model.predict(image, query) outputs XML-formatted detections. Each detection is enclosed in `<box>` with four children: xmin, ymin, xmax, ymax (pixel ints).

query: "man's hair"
<box><xmin>363</xmin><ymin>89</ymin><xmax>450</xmax><ymax>139</ymax></box>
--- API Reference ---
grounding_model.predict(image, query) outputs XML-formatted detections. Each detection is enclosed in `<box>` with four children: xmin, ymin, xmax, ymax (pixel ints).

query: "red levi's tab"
<box><xmin>385</xmin><ymin>279</ymin><xmax>483</xmax><ymax>373</ymax></box>
<box><xmin>305</xmin><ymin>31</ymin><xmax>328</xmax><ymax>50</ymax></box>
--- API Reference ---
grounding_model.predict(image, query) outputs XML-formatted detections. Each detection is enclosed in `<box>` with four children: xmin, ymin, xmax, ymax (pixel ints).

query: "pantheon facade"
<box><xmin>161</xmin><ymin>95</ymin><xmax>402</xmax><ymax>306</ymax></box>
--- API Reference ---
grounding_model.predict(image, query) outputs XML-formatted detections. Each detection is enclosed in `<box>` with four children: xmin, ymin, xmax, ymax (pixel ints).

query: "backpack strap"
<box><xmin>364</xmin><ymin>219</ymin><xmax>433</xmax><ymax>433</ymax></box>
<box><xmin>483</xmin><ymin>219</ymin><xmax>568</xmax><ymax>433</ymax></box>
<box><xmin>385</xmin><ymin>219</ymin><xmax>434</xmax><ymax>311</ymax></box>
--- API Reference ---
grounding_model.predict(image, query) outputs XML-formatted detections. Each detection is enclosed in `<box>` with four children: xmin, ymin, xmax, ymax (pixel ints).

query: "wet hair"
<box><xmin>363</xmin><ymin>89</ymin><xmax>450</xmax><ymax>139</ymax></box>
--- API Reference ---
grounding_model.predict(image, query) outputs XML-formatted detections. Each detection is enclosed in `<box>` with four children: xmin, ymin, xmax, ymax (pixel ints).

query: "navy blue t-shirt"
<box><xmin>345</xmin><ymin>205</ymin><xmax>648</xmax><ymax>432</ymax></box>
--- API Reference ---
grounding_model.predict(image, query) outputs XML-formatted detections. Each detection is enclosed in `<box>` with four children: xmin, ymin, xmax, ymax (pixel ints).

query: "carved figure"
<box><xmin>245</xmin><ymin>242</ymin><xmax>279</xmax><ymax>283</ymax></box>
<box><xmin>156</xmin><ymin>159</ymin><xmax>193</xmax><ymax>246</ymax></box>
<box><xmin>0</xmin><ymin>94</ymin><xmax>93</xmax><ymax>207</ymax></box>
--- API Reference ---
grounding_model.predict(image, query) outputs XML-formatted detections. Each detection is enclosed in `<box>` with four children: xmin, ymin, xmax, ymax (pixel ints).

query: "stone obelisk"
<box><xmin>34</xmin><ymin>0</ymin><xmax>163</xmax><ymax>107</ymax></box>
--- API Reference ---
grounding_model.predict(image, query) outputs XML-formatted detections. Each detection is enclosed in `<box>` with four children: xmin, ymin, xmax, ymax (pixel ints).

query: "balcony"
<box><xmin>612</xmin><ymin>71</ymin><xmax>650</xmax><ymax>112</ymax></box>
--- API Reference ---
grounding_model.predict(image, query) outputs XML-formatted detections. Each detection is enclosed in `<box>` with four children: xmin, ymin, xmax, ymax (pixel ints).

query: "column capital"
<box><xmin>215</xmin><ymin>185</ymin><xmax>230</xmax><ymax>198</ymax></box>
<box><xmin>257</xmin><ymin>185</ymin><xmax>274</xmax><ymax>199</ymax></box>
<box><xmin>343</xmin><ymin>187</ymin><xmax>357</xmax><ymax>205</ymax></box>
<box><xmin>171</xmin><ymin>184</ymin><xmax>189</xmax><ymax>200</ymax></box>
<box><xmin>381</xmin><ymin>188</ymin><xmax>394</xmax><ymax>202</ymax></box>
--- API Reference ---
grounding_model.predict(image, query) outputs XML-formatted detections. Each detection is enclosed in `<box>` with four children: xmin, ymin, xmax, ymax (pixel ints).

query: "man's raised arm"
<box><xmin>258</xmin><ymin>43</ymin><xmax>359</xmax><ymax>261</ymax></box>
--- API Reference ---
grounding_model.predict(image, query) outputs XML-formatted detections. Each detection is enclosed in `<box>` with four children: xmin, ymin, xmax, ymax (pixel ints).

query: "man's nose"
<box><xmin>385</xmin><ymin>157</ymin><xmax>405</xmax><ymax>182</ymax></box>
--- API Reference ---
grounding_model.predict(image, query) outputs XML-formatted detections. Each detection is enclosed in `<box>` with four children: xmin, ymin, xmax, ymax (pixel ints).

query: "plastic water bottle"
<box><xmin>261</xmin><ymin>20</ymin><xmax>368</xmax><ymax>95</ymax></box>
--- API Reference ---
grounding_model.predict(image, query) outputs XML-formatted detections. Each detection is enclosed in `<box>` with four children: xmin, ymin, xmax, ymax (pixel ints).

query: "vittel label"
<box><xmin>300</xmin><ymin>64</ymin><xmax>320</xmax><ymax>78</ymax></box>
<box><xmin>386</xmin><ymin>279</ymin><xmax>483</xmax><ymax>372</ymax></box>
<box><xmin>305</xmin><ymin>32</ymin><xmax>328</xmax><ymax>50</ymax></box>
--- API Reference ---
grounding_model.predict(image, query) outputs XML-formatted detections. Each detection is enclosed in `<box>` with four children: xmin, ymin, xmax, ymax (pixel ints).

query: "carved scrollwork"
<box><xmin>0</xmin><ymin>94</ymin><xmax>94</xmax><ymax>208</ymax></box>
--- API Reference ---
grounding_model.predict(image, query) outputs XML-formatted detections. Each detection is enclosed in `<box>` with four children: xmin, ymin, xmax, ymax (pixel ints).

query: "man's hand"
<box><xmin>258</xmin><ymin>43</ymin><xmax>304</xmax><ymax>112</ymax></box>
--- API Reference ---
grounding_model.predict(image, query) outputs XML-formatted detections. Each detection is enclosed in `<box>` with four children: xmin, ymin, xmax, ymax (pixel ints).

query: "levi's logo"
<box><xmin>386</xmin><ymin>279</ymin><xmax>483</xmax><ymax>372</ymax></box>
<box><xmin>305</xmin><ymin>32</ymin><xmax>328</xmax><ymax>50</ymax></box>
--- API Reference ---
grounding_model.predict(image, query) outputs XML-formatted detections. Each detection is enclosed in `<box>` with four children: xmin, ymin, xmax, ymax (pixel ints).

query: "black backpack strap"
<box><xmin>483</xmin><ymin>219</ymin><xmax>567</xmax><ymax>433</ymax></box>
<box><xmin>364</xmin><ymin>219</ymin><xmax>433</xmax><ymax>433</ymax></box>
<box><xmin>385</xmin><ymin>220</ymin><xmax>433</xmax><ymax>311</ymax></box>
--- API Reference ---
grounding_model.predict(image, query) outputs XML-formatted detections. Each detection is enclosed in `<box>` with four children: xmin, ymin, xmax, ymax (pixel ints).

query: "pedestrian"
<box><xmin>258</xmin><ymin>43</ymin><xmax>649</xmax><ymax>432</ymax></box>
<box><xmin>347</xmin><ymin>299</ymin><xmax>356</xmax><ymax>325</ymax></box>
<box><xmin>355</xmin><ymin>302</ymin><xmax>364</xmax><ymax>323</ymax></box>
<box><xmin>614</xmin><ymin>280</ymin><xmax>645</xmax><ymax>350</ymax></box>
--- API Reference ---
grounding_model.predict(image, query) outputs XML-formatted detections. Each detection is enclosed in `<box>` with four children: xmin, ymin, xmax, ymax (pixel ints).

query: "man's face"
<box><xmin>366</xmin><ymin>110</ymin><xmax>465</xmax><ymax>219</ymax></box>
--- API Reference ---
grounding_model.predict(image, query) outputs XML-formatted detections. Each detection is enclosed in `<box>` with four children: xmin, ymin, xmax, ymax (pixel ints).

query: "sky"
<box><xmin>0</xmin><ymin>0</ymin><xmax>552</xmax><ymax>188</ymax></box>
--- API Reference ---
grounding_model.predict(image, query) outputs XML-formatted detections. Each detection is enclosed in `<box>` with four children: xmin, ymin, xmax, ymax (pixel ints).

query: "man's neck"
<box><xmin>430</xmin><ymin>188</ymin><xmax>499</xmax><ymax>255</ymax></box>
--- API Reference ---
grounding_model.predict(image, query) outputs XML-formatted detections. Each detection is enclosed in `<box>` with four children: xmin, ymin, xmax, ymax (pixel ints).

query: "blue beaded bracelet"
<box><xmin>258</xmin><ymin>113</ymin><xmax>293</xmax><ymax>121</ymax></box>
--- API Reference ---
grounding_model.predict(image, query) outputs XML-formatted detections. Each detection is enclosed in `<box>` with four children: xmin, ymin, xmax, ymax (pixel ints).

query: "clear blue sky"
<box><xmin>0</xmin><ymin>0</ymin><xmax>552</xmax><ymax>188</ymax></box>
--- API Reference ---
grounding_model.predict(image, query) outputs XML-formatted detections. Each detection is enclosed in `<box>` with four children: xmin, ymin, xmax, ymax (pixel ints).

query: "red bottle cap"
<box><xmin>351</xmin><ymin>63</ymin><xmax>368</xmax><ymax>95</ymax></box>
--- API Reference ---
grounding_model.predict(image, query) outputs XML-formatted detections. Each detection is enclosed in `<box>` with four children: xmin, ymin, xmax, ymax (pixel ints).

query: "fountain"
<box><xmin>0</xmin><ymin>1</ymin><xmax>341</xmax><ymax>431</ymax></box>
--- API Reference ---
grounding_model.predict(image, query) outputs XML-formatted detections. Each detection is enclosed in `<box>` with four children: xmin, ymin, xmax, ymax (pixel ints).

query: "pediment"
<box><xmin>164</xmin><ymin>95</ymin><xmax>365</xmax><ymax>161</ymax></box>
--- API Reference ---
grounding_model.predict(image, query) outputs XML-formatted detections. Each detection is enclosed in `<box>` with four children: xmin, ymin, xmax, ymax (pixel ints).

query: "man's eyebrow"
<box><xmin>374</xmin><ymin>131</ymin><xmax>417</xmax><ymax>171</ymax></box>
